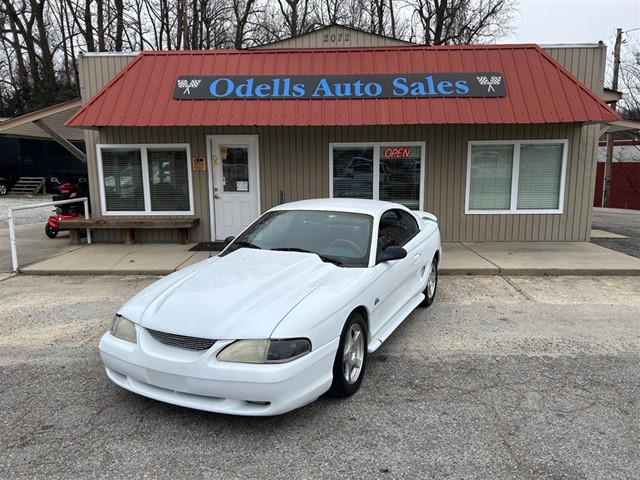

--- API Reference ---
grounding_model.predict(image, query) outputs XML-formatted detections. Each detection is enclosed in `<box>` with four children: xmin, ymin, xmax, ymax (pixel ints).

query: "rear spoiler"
<box><xmin>416</xmin><ymin>211</ymin><xmax>438</xmax><ymax>223</ymax></box>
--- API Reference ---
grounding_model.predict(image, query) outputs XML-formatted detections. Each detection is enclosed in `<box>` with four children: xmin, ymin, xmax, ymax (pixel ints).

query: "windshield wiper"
<box><xmin>270</xmin><ymin>247</ymin><xmax>343</xmax><ymax>266</ymax></box>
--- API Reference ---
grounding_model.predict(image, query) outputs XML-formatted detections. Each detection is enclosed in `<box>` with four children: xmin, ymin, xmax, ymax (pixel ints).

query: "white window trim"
<box><xmin>97</xmin><ymin>143</ymin><xmax>195</xmax><ymax>216</ymax></box>
<box><xmin>329</xmin><ymin>141</ymin><xmax>426</xmax><ymax>209</ymax></box>
<box><xmin>465</xmin><ymin>139</ymin><xmax>568</xmax><ymax>215</ymax></box>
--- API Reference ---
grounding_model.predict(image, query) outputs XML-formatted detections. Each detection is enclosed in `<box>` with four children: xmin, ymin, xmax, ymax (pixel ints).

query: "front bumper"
<box><xmin>98</xmin><ymin>328</ymin><xmax>338</xmax><ymax>416</ymax></box>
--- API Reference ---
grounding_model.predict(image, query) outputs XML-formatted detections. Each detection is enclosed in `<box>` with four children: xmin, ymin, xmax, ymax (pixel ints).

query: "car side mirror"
<box><xmin>224</xmin><ymin>236</ymin><xmax>235</xmax><ymax>245</ymax></box>
<box><xmin>377</xmin><ymin>246</ymin><xmax>407</xmax><ymax>264</ymax></box>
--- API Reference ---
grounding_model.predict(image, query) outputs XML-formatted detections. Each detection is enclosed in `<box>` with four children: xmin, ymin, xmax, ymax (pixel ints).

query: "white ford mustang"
<box><xmin>99</xmin><ymin>198</ymin><xmax>442</xmax><ymax>416</ymax></box>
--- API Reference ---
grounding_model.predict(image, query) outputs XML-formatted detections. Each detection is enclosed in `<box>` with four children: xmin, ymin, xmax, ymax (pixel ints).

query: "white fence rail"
<box><xmin>7</xmin><ymin>197</ymin><xmax>90</xmax><ymax>273</ymax></box>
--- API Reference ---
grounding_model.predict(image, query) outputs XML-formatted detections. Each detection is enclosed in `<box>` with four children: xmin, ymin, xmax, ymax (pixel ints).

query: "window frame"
<box><xmin>465</xmin><ymin>139</ymin><xmax>568</xmax><ymax>215</ymax></box>
<box><xmin>329</xmin><ymin>141</ymin><xmax>426</xmax><ymax>209</ymax></box>
<box><xmin>97</xmin><ymin>143</ymin><xmax>195</xmax><ymax>216</ymax></box>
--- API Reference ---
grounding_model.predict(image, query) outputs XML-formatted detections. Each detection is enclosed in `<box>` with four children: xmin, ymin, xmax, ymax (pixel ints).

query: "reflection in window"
<box><xmin>148</xmin><ymin>149</ymin><xmax>190</xmax><ymax>211</ymax></box>
<box><xmin>331</xmin><ymin>144</ymin><xmax>423</xmax><ymax>209</ymax></box>
<box><xmin>517</xmin><ymin>144</ymin><xmax>563</xmax><ymax>210</ymax></box>
<box><xmin>102</xmin><ymin>149</ymin><xmax>144</xmax><ymax>211</ymax></box>
<box><xmin>379</xmin><ymin>146</ymin><xmax>421</xmax><ymax>209</ymax></box>
<box><xmin>222</xmin><ymin>146</ymin><xmax>249</xmax><ymax>192</ymax></box>
<box><xmin>468</xmin><ymin>145</ymin><xmax>514</xmax><ymax>210</ymax></box>
<box><xmin>467</xmin><ymin>141</ymin><xmax>565</xmax><ymax>213</ymax></box>
<box><xmin>378</xmin><ymin>209</ymin><xmax>419</xmax><ymax>249</ymax></box>
<box><xmin>100</xmin><ymin>145</ymin><xmax>192</xmax><ymax>214</ymax></box>
<box><xmin>333</xmin><ymin>147</ymin><xmax>374</xmax><ymax>199</ymax></box>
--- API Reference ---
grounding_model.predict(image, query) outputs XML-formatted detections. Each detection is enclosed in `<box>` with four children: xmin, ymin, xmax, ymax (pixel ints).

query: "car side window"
<box><xmin>398</xmin><ymin>210</ymin><xmax>419</xmax><ymax>238</ymax></box>
<box><xmin>377</xmin><ymin>209</ymin><xmax>419</xmax><ymax>249</ymax></box>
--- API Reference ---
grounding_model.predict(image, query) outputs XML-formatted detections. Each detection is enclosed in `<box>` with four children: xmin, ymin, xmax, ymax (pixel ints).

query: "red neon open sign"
<box><xmin>384</xmin><ymin>148</ymin><xmax>412</xmax><ymax>158</ymax></box>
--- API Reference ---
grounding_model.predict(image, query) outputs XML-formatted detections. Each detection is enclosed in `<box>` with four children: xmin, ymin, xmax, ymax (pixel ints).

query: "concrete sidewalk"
<box><xmin>9</xmin><ymin>239</ymin><xmax>640</xmax><ymax>277</ymax></box>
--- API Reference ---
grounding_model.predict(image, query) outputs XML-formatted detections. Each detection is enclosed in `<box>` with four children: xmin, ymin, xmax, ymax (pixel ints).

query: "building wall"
<box><xmin>78</xmin><ymin>53</ymin><xmax>137</xmax><ymax>235</ymax></box>
<box><xmin>94</xmin><ymin>121</ymin><xmax>597</xmax><ymax>243</ymax></box>
<box><xmin>594</xmin><ymin>162</ymin><xmax>640</xmax><ymax>210</ymax></box>
<box><xmin>541</xmin><ymin>44</ymin><xmax>607</xmax><ymax>239</ymax></box>
<box><xmin>256</xmin><ymin>25</ymin><xmax>411</xmax><ymax>49</ymax></box>
<box><xmin>544</xmin><ymin>45</ymin><xmax>606</xmax><ymax>95</ymax></box>
<box><xmin>77</xmin><ymin>46</ymin><xmax>605</xmax><ymax>243</ymax></box>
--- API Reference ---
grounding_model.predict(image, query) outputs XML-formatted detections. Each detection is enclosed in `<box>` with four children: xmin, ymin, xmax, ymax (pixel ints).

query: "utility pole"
<box><xmin>603</xmin><ymin>28</ymin><xmax>622</xmax><ymax>208</ymax></box>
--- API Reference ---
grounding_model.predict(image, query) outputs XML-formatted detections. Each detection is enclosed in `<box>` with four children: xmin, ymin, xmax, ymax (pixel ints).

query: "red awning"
<box><xmin>66</xmin><ymin>45</ymin><xmax>620</xmax><ymax>128</ymax></box>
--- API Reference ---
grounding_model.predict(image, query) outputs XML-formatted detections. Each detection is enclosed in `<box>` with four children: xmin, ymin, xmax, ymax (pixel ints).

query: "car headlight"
<box><xmin>110</xmin><ymin>314</ymin><xmax>137</xmax><ymax>344</ymax></box>
<box><xmin>217</xmin><ymin>338</ymin><xmax>311</xmax><ymax>364</ymax></box>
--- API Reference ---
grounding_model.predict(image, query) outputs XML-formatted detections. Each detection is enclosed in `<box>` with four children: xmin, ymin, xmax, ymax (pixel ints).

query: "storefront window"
<box><xmin>468</xmin><ymin>144</ymin><xmax>514</xmax><ymax>210</ymax></box>
<box><xmin>379</xmin><ymin>145</ymin><xmax>422</xmax><ymax>209</ymax></box>
<box><xmin>332</xmin><ymin>146</ymin><xmax>374</xmax><ymax>199</ymax></box>
<box><xmin>466</xmin><ymin>141</ymin><xmax>566</xmax><ymax>213</ymax></box>
<box><xmin>148</xmin><ymin>149</ymin><xmax>190</xmax><ymax>211</ymax></box>
<box><xmin>99</xmin><ymin>145</ymin><xmax>193</xmax><ymax>214</ymax></box>
<box><xmin>331</xmin><ymin>143</ymin><xmax>424</xmax><ymax>209</ymax></box>
<box><xmin>101</xmin><ymin>148</ymin><xmax>144</xmax><ymax>211</ymax></box>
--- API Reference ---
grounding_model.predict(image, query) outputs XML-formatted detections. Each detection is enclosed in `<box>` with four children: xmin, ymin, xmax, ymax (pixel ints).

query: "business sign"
<box><xmin>384</xmin><ymin>147</ymin><xmax>413</xmax><ymax>158</ymax></box>
<box><xmin>173</xmin><ymin>73</ymin><xmax>505</xmax><ymax>100</ymax></box>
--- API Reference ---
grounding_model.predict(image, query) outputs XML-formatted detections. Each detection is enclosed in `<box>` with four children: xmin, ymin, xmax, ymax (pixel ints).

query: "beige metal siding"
<box><xmin>94</xmin><ymin>126</ymin><xmax>260</xmax><ymax>242</ymax></box>
<box><xmin>85</xmin><ymin>122</ymin><xmax>597</xmax><ymax>243</ymax></box>
<box><xmin>254</xmin><ymin>124</ymin><xmax>597</xmax><ymax>242</ymax></box>
<box><xmin>78</xmin><ymin>53</ymin><xmax>137</xmax><ymax>100</ymax></box>
<box><xmin>544</xmin><ymin>45</ymin><xmax>606</xmax><ymax>95</ymax></box>
<box><xmin>256</xmin><ymin>25</ymin><xmax>410</xmax><ymax>49</ymax></box>
<box><xmin>79</xmin><ymin>54</ymin><xmax>139</xmax><ymax>241</ymax></box>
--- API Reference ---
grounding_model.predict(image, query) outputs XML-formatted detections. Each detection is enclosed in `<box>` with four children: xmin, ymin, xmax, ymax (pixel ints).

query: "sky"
<box><xmin>504</xmin><ymin>0</ymin><xmax>640</xmax><ymax>47</ymax></box>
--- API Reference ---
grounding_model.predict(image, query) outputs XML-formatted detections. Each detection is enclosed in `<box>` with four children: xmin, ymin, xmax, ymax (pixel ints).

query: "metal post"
<box><xmin>84</xmin><ymin>198</ymin><xmax>92</xmax><ymax>244</ymax></box>
<box><xmin>603</xmin><ymin>28</ymin><xmax>623</xmax><ymax>208</ymax></box>
<box><xmin>8</xmin><ymin>208</ymin><xmax>18</xmax><ymax>272</ymax></box>
<box><xmin>5</xmin><ymin>197</ymin><xmax>89</xmax><ymax>272</ymax></box>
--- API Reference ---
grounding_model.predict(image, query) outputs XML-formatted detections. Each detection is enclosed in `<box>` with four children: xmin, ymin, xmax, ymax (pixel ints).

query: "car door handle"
<box><xmin>413</xmin><ymin>252</ymin><xmax>422</xmax><ymax>263</ymax></box>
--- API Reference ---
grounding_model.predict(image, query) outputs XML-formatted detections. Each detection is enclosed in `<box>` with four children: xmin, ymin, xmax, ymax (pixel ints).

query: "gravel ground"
<box><xmin>1</xmin><ymin>275</ymin><xmax>639</xmax><ymax>479</ymax></box>
<box><xmin>0</xmin><ymin>194</ymin><xmax>54</xmax><ymax>229</ymax></box>
<box><xmin>591</xmin><ymin>208</ymin><xmax>640</xmax><ymax>259</ymax></box>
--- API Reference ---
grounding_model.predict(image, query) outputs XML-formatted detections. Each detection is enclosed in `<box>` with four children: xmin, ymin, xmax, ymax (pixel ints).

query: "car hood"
<box><xmin>119</xmin><ymin>249</ymin><xmax>343</xmax><ymax>339</ymax></box>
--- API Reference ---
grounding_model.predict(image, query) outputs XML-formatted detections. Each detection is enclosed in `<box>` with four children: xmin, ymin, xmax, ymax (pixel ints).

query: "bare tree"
<box><xmin>276</xmin><ymin>0</ymin><xmax>315</xmax><ymax>38</ymax></box>
<box><xmin>408</xmin><ymin>0</ymin><xmax>515</xmax><ymax>45</ymax></box>
<box><xmin>231</xmin><ymin>0</ymin><xmax>257</xmax><ymax>48</ymax></box>
<box><xmin>0</xmin><ymin>0</ymin><xmax>520</xmax><ymax>116</ymax></box>
<box><xmin>315</xmin><ymin>0</ymin><xmax>343</xmax><ymax>25</ymax></box>
<box><xmin>606</xmin><ymin>39</ymin><xmax>640</xmax><ymax>208</ymax></box>
<box><xmin>619</xmin><ymin>41</ymin><xmax>640</xmax><ymax>122</ymax></box>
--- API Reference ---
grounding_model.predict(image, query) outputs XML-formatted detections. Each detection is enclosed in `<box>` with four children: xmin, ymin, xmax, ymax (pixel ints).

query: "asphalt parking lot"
<box><xmin>1</xmin><ymin>274</ymin><xmax>639</xmax><ymax>479</ymax></box>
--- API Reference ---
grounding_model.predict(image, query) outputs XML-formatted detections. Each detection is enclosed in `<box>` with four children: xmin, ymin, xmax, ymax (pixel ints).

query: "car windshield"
<box><xmin>222</xmin><ymin>210</ymin><xmax>373</xmax><ymax>267</ymax></box>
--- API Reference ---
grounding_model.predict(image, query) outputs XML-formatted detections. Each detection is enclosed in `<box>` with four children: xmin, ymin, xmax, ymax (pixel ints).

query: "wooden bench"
<box><xmin>59</xmin><ymin>217</ymin><xmax>200</xmax><ymax>245</ymax></box>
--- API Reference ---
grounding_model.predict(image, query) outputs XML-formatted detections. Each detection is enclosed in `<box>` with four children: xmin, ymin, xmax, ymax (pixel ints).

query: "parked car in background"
<box><xmin>99</xmin><ymin>198</ymin><xmax>442</xmax><ymax>416</ymax></box>
<box><xmin>0</xmin><ymin>163</ymin><xmax>15</xmax><ymax>195</ymax></box>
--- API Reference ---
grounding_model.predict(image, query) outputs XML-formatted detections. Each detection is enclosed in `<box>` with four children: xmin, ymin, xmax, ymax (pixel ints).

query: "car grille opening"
<box><xmin>146</xmin><ymin>328</ymin><xmax>217</xmax><ymax>351</ymax></box>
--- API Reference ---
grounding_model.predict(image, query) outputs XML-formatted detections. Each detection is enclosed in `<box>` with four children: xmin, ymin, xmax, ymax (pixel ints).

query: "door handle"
<box><xmin>413</xmin><ymin>252</ymin><xmax>422</xmax><ymax>263</ymax></box>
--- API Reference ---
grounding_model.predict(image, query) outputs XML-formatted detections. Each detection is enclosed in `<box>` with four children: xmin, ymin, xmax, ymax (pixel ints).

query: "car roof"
<box><xmin>269</xmin><ymin>198</ymin><xmax>406</xmax><ymax>216</ymax></box>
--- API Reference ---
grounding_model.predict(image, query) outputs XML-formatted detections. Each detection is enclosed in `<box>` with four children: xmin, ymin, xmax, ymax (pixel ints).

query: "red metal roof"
<box><xmin>67</xmin><ymin>45</ymin><xmax>620</xmax><ymax>127</ymax></box>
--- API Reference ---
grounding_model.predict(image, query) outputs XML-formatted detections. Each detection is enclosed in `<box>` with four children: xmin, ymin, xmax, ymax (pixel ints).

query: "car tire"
<box><xmin>0</xmin><ymin>181</ymin><xmax>7</xmax><ymax>195</ymax></box>
<box><xmin>329</xmin><ymin>311</ymin><xmax>368</xmax><ymax>397</ymax></box>
<box><xmin>45</xmin><ymin>224</ymin><xmax>59</xmax><ymax>238</ymax></box>
<box><xmin>419</xmin><ymin>257</ymin><xmax>438</xmax><ymax>308</ymax></box>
